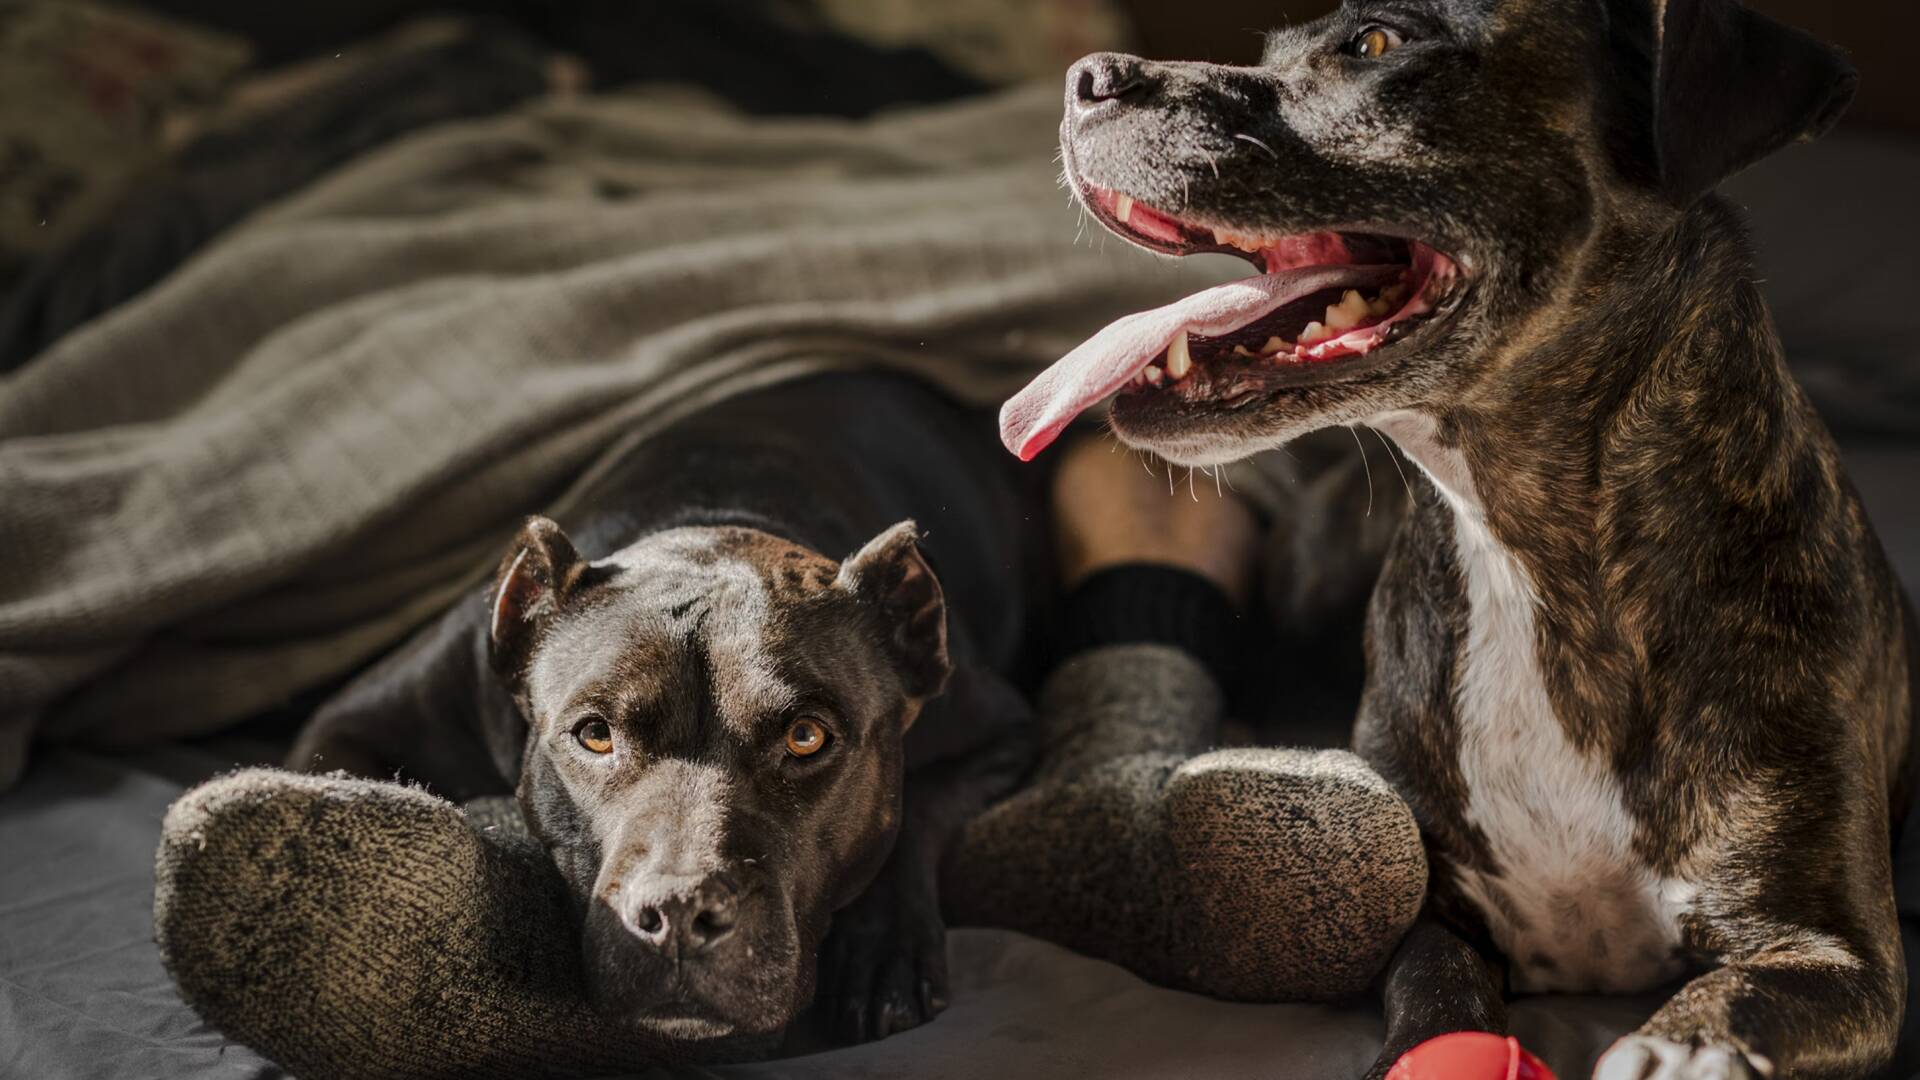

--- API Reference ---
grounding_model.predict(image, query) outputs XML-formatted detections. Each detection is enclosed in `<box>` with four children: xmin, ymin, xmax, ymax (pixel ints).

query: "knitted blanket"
<box><xmin>0</xmin><ymin>84</ymin><xmax>1223</xmax><ymax>789</ymax></box>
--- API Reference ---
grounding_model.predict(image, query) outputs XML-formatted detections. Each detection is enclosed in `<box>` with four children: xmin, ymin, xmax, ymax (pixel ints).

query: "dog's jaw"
<box><xmin>1000</xmin><ymin>58</ymin><xmax>1502</xmax><ymax>465</ymax></box>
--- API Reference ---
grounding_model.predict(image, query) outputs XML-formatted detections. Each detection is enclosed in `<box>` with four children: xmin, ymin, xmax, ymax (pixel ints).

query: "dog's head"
<box><xmin>482</xmin><ymin>517</ymin><xmax>948</xmax><ymax>1039</ymax></box>
<box><xmin>1000</xmin><ymin>0</ymin><xmax>1855</xmax><ymax>464</ymax></box>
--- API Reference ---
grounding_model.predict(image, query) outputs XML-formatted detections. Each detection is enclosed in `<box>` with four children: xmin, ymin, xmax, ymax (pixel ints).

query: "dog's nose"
<box><xmin>626</xmin><ymin>876</ymin><xmax>739</xmax><ymax>953</ymax></box>
<box><xmin>1068</xmin><ymin>53</ymin><xmax>1155</xmax><ymax>117</ymax></box>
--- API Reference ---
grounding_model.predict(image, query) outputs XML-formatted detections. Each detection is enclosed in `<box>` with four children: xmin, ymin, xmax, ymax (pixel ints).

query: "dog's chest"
<box><xmin>1374</xmin><ymin>414</ymin><xmax>1694</xmax><ymax>994</ymax></box>
<box><xmin>1442</xmin><ymin>507</ymin><xmax>1692</xmax><ymax>994</ymax></box>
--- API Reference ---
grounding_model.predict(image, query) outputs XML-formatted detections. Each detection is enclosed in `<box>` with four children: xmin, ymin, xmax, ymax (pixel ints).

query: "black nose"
<box><xmin>626</xmin><ymin>876</ymin><xmax>739</xmax><ymax>953</ymax></box>
<box><xmin>1069</xmin><ymin>53</ymin><xmax>1155</xmax><ymax>118</ymax></box>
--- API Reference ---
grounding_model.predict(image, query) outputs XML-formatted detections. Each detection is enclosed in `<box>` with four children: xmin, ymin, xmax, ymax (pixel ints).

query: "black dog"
<box><xmin>1002</xmin><ymin>0</ymin><xmax>1914</xmax><ymax>1076</ymax></box>
<box><xmin>292</xmin><ymin>371</ymin><xmax>1038</xmax><ymax>1045</ymax></box>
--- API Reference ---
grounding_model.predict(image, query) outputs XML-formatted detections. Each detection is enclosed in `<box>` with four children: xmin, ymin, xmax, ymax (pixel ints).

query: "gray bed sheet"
<box><xmin>4</xmin><ymin>131</ymin><xmax>1919</xmax><ymax>1080</ymax></box>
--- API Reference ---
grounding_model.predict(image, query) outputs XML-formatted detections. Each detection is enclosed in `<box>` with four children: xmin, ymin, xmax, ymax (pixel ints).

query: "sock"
<box><xmin>154</xmin><ymin>769</ymin><xmax>769</xmax><ymax>1080</ymax></box>
<box><xmin>945</xmin><ymin>644</ymin><xmax>1425</xmax><ymax>1001</ymax></box>
<box><xmin>1053</xmin><ymin>564</ymin><xmax>1243</xmax><ymax>687</ymax></box>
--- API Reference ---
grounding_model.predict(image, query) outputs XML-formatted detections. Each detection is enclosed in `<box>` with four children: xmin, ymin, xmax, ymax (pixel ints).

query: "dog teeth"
<box><xmin>1115</xmin><ymin>193</ymin><xmax>1134</xmax><ymax>225</ymax></box>
<box><xmin>1261</xmin><ymin>335</ymin><xmax>1292</xmax><ymax>355</ymax></box>
<box><xmin>1210</xmin><ymin>227</ymin><xmax>1267</xmax><ymax>254</ymax></box>
<box><xmin>1232</xmin><ymin>344</ymin><xmax>1257</xmax><ymax>358</ymax></box>
<box><xmin>1300</xmin><ymin>320</ymin><xmax>1331</xmax><ymax>345</ymax></box>
<box><xmin>1325</xmin><ymin>290</ymin><xmax>1371</xmax><ymax>331</ymax></box>
<box><xmin>1166</xmin><ymin>330</ymin><xmax>1192</xmax><ymax>378</ymax></box>
<box><xmin>1144</xmin><ymin>364</ymin><xmax>1163</xmax><ymax>385</ymax></box>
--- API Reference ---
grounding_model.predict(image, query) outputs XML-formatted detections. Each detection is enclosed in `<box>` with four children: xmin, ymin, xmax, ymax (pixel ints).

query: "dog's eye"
<box><xmin>1352</xmin><ymin>26</ymin><xmax>1404</xmax><ymax>59</ymax></box>
<box><xmin>784</xmin><ymin>717</ymin><xmax>830</xmax><ymax>758</ymax></box>
<box><xmin>574</xmin><ymin>718</ymin><xmax>614</xmax><ymax>755</ymax></box>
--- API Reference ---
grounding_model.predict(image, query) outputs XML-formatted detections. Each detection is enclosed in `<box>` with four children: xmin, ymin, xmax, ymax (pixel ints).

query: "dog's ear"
<box><xmin>487</xmin><ymin>516</ymin><xmax>586</xmax><ymax>692</ymax></box>
<box><xmin>1635</xmin><ymin>0</ymin><xmax>1855</xmax><ymax>204</ymax></box>
<box><xmin>836</xmin><ymin>520</ymin><xmax>952</xmax><ymax>713</ymax></box>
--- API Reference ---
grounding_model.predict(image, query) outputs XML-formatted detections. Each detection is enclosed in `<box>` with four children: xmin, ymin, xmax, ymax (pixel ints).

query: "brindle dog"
<box><xmin>998</xmin><ymin>1</ymin><xmax>1915</xmax><ymax>1076</ymax></box>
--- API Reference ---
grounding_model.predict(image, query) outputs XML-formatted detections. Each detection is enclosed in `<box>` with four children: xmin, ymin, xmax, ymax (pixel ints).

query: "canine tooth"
<box><xmin>1325</xmin><ymin>290</ymin><xmax>1370</xmax><ymax>331</ymax></box>
<box><xmin>1144</xmin><ymin>364</ymin><xmax>1163</xmax><ymax>384</ymax></box>
<box><xmin>1166</xmin><ymin>331</ymin><xmax>1192</xmax><ymax>378</ymax></box>
<box><xmin>1115</xmin><ymin>193</ymin><xmax>1134</xmax><ymax>225</ymax></box>
<box><xmin>1300</xmin><ymin>320</ymin><xmax>1330</xmax><ymax>345</ymax></box>
<box><xmin>1261</xmin><ymin>336</ymin><xmax>1292</xmax><ymax>355</ymax></box>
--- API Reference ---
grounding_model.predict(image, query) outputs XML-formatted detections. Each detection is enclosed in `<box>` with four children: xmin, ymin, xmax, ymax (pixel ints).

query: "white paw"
<box><xmin>1594</xmin><ymin>1035</ymin><xmax>1773</xmax><ymax>1080</ymax></box>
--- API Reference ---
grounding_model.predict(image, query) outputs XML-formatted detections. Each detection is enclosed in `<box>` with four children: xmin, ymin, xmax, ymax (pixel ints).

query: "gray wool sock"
<box><xmin>945</xmin><ymin>644</ymin><xmax>1426</xmax><ymax>1001</ymax></box>
<box><xmin>153</xmin><ymin>769</ymin><xmax>768</xmax><ymax>1080</ymax></box>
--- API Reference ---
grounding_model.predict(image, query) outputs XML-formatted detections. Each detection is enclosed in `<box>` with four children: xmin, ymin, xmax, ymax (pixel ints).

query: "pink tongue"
<box><xmin>998</xmin><ymin>265</ymin><xmax>1375</xmax><ymax>460</ymax></box>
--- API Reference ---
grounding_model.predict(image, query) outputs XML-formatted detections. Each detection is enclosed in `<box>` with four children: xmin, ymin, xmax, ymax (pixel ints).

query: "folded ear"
<box><xmin>487</xmin><ymin>516</ymin><xmax>586</xmax><ymax>693</ymax></box>
<box><xmin>1644</xmin><ymin>0</ymin><xmax>1855</xmax><ymax>204</ymax></box>
<box><xmin>836</xmin><ymin>520</ymin><xmax>952</xmax><ymax>710</ymax></box>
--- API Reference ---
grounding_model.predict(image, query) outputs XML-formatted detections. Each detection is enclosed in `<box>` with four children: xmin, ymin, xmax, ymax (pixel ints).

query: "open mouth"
<box><xmin>999</xmin><ymin>182</ymin><xmax>1468</xmax><ymax>460</ymax></box>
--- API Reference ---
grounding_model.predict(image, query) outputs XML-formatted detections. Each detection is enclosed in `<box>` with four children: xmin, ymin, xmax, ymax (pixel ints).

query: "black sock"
<box><xmin>1053</xmin><ymin>564</ymin><xmax>1241</xmax><ymax>688</ymax></box>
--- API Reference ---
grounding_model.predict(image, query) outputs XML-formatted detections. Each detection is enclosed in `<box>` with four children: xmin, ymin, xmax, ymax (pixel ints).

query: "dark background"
<box><xmin>134</xmin><ymin>0</ymin><xmax>1919</xmax><ymax>133</ymax></box>
<box><xmin>1122</xmin><ymin>0</ymin><xmax>1920</xmax><ymax>132</ymax></box>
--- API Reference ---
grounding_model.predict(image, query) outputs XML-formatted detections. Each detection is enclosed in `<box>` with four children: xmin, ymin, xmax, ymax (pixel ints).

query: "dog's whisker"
<box><xmin>1370</xmin><ymin>425</ymin><xmax>1416</xmax><ymax>507</ymax></box>
<box><xmin>1350</xmin><ymin>424</ymin><xmax>1375</xmax><ymax>518</ymax></box>
<box><xmin>1233</xmin><ymin>133</ymin><xmax>1280</xmax><ymax>162</ymax></box>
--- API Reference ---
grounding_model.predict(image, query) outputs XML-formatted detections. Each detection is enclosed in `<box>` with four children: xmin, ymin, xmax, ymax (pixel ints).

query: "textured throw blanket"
<box><xmin>0</xmin><ymin>84</ymin><xmax>1222</xmax><ymax>790</ymax></box>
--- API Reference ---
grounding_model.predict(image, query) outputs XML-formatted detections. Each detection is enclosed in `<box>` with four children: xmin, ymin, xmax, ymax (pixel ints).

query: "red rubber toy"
<box><xmin>1386</xmin><ymin>1033</ymin><xmax>1557</xmax><ymax>1080</ymax></box>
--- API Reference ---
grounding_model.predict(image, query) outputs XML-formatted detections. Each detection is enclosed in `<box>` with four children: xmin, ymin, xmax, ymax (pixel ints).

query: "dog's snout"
<box><xmin>1069</xmin><ymin>53</ymin><xmax>1155</xmax><ymax>117</ymax></box>
<box><xmin>625</xmin><ymin>875</ymin><xmax>739</xmax><ymax>953</ymax></box>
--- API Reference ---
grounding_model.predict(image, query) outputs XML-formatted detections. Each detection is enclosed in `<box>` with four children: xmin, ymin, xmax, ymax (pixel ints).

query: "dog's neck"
<box><xmin>1377</xmin><ymin>194</ymin><xmax>1818</xmax><ymax>567</ymax></box>
<box><xmin>1369</xmin><ymin>194</ymin><xmax>1840</xmax><ymax>751</ymax></box>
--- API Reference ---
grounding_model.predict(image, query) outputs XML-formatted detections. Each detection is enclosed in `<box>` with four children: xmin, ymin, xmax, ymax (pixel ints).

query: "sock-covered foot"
<box><xmin>1163</xmin><ymin>746</ymin><xmax>1424</xmax><ymax>998</ymax></box>
<box><xmin>153</xmin><ymin>768</ymin><xmax>766</xmax><ymax>1080</ymax></box>
<box><xmin>945</xmin><ymin>644</ymin><xmax>1424</xmax><ymax>1001</ymax></box>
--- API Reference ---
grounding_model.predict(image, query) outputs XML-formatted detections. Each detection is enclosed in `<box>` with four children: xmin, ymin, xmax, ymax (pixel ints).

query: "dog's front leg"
<box><xmin>1595</xmin><ymin>929</ymin><xmax>1903</xmax><ymax>1080</ymax></box>
<box><xmin>819</xmin><ymin>667</ymin><xmax>1035</xmax><ymax>1043</ymax></box>
<box><xmin>1363</xmin><ymin>914</ymin><xmax>1507</xmax><ymax>1080</ymax></box>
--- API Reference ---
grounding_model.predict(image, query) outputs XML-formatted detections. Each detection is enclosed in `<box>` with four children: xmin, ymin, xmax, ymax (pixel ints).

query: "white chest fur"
<box><xmin>1371</xmin><ymin>414</ymin><xmax>1692</xmax><ymax>994</ymax></box>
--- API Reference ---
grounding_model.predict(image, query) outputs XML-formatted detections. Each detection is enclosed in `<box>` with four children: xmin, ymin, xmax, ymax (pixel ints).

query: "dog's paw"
<box><xmin>817</xmin><ymin>882</ymin><xmax>949</xmax><ymax>1044</ymax></box>
<box><xmin>1595</xmin><ymin>1035</ymin><xmax>1773</xmax><ymax>1080</ymax></box>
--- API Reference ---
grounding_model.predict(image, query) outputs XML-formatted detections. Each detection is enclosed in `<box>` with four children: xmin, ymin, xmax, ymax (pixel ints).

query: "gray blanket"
<box><xmin>0</xmin><ymin>85</ymin><xmax>1225</xmax><ymax>789</ymax></box>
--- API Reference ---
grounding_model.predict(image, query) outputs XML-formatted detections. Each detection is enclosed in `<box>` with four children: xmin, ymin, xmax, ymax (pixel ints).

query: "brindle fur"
<box><xmin>1055</xmin><ymin>0</ymin><xmax>1914</xmax><ymax>1075</ymax></box>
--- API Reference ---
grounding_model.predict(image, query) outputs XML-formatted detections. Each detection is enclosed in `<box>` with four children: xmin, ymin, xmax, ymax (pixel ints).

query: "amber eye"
<box><xmin>1353</xmin><ymin>26</ymin><xmax>1403</xmax><ymax>58</ymax></box>
<box><xmin>574</xmin><ymin>718</ymin><xmax>614</xmax><ymax>755</ymax></box>
<box><xmin>785</xmin><ymin>717</ymin><xmax>830</xmax><ymax>758</ymax></box>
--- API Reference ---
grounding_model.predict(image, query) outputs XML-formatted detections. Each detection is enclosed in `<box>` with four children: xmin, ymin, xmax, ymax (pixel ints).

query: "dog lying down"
<box><xmin>289</xmin><ymin>371</ymin><xmax>1040</xmax><ymax>1043</ymax></box>
<box><xmin>1007</xmin><ymin>0</ymin><xmax>1919</xmax><ymax>1077</ymax></box>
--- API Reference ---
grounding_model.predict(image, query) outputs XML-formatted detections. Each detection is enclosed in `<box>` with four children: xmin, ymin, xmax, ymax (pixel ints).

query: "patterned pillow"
<box><xmin>0</xmin><ymin>2</ymin><xmax>249</xmax><ymax>269</ymax></box>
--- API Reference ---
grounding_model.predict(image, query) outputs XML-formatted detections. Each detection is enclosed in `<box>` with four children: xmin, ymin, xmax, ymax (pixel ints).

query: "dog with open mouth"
<box><xmin>1004</xmin><ymin>1</ymin><xmax>1917</xmax><ymax>1077</ymax></box>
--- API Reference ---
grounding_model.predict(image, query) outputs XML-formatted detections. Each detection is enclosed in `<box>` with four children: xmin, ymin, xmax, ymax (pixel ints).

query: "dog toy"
<box><xmin>1388</xmin><ymin>1033</ymin><xmax>1556</xmax><ymax>1080</ymax></box>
